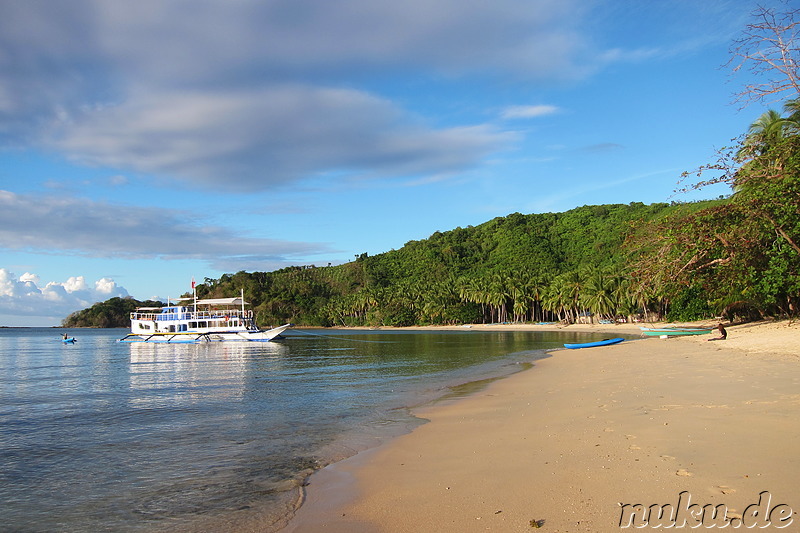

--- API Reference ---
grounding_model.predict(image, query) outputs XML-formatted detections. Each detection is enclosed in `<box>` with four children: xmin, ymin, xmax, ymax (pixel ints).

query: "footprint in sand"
<box><xmin>660</xmin><ymin>455</ymin><xmax>675</xmax><ymax>461</ymax></box>
<box><xmin>676</xmin><ymin>468</ymin><xmax>693</xmax><ymax>477</ymax></box>
<box><xmin>625</xmin><ymin>434</ymin><xmax>636</xmax><ymax>440</ymax></box>
<box><xmin>628</xmin><ymin>444</ymin><xmax>641</xmax><ymax>450</ymax></box>
<box><xmin>710</xmin><ymin>485</ymin><xmax>736</xmax><ymax>495</ymax></box>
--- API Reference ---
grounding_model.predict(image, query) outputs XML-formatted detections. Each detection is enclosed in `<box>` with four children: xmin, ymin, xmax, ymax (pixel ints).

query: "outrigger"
<box><xmin>118</xmin><ymin>289</ymin><xmax>291</xmax><ymax>343</ymax></box>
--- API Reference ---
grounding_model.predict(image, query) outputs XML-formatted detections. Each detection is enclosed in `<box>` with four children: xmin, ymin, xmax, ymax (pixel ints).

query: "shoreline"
<box><xmin>283</xmin><ymin>319</ymin><xmax>800</xmax><ymax>532</ymax></box>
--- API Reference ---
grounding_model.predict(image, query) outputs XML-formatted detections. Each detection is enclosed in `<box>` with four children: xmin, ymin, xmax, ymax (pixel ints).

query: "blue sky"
<box><xmin>0</xmin><ymin>0</ymin><xmax>783</xmax><ymax>326</ymax></box>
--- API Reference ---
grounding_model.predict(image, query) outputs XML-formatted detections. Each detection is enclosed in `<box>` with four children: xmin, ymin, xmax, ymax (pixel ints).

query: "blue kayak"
<box><xmin>563</xmin><ymin>337</ymin><xmax>624</xmax><ymax>349</ymax></box>
<box><xmin>62</xmin><ymin>337</ymin><xmax>77</xmax><ymax>344</ymax></box>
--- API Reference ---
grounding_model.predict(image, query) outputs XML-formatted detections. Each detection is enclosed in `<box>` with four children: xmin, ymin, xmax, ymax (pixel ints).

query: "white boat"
<box><xmin>118</xmin><ymin>290</ymin><xmax>291</xmax><ymax>343</ymax></box>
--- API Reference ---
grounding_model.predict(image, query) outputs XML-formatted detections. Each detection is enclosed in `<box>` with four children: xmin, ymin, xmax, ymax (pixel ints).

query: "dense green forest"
<box><xmin>65</xmin><ymin>201</ymin><xmax>683</xmax><ymax>327</ymax></box>
<box><xmin>63</xmin><ymin>188</ymin><xmax>797</xmax><ymax>329</ymax></box>
<box><xmin>187</xmin><ymin>201</ymin><xmax>729</xmax><ymax>328</ymax></box>
<box><xmin>64</xmin><ymin>6</ymin><xmax>800</xmax><ymax>329</ymax></box>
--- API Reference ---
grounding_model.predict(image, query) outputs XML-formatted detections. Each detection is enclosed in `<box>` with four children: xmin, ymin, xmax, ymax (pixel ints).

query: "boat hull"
<box><xmin>563</xmin><ymin>337</ymin><xmax>624</xmax><ymax>349</ymax></box>
<box><xmin>118</xmin><ymin>323</ymin><xmax>292</xmax><ymax>344</ymax></box>
<box><xmin>641</xmin><ymin>329</ymin><xmax>712</xmax><ymax>336</ymax></box>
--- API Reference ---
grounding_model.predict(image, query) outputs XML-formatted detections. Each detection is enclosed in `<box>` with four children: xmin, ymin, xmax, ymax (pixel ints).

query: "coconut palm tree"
<box><xmin>509</xmin><ymin>281</ymin><xmax>530</xmax><ymax>323</ymax></box>
<box><xmin>583</xmin><ymin>268</ymin><xmax>618</xmax><ymax>321</ymax></box>
<box><xmin>738</xmin><ymin>109</ymin><xmax>792</xmax><ymax>160</ymax></box>
<box><xmin>487</xmin><ymin>273</ymin><xmax>511</xmax><ymax>323</ymax></box>
<box><xmin>543</xmin><ymin>277</ymin><xmax>569</xmax><ymax>323</ymax></box>
<box><xmin>782</xmin><ymin>98</ymin><xmax>800</xmax><ymax>133</ymax></box>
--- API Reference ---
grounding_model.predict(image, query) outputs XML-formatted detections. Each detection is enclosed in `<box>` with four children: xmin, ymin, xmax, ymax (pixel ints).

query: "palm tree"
<box><xmin>509</xmin><ymin>281</ymin><xmax>529</xmax><ymax>323</ymax></box>
<box><xmin>459</xmin><ymin>277</ymin><xmax>490</xmax><ymax>323</ymax></box>
<box><xmin>488</xmin><ymin>273</ymin><xmax>512</xmax><ymax>323</ymax></box>
<box><xmin>583</xmin><ymin>269</ymin><xmax>618</xmax><ymax>321</ymax></box>
<box><xmin>782</xmin><ymin>98</ymin><xmax>800</xmax><ymax>133</ymax></box>
<box><xmin>738</xmin><ymin>109</ymin><xmax>791</xmax><ymax>160</ymax></box>
<box><xmin>543</xmin><ymin>277</ymin><xmax>569</xmax><ymax>323</ymax></box>
<box><xmin>561</xmin><ymin>270</ymin><xmax>587</xmax><ymax>322</ymax></box>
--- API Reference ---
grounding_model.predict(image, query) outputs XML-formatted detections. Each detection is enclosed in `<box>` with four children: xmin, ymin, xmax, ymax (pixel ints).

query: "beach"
<box><xmin>285</xmin><ymin>320</ymin><xmax>800</xmax><ymax>532</ymax></box>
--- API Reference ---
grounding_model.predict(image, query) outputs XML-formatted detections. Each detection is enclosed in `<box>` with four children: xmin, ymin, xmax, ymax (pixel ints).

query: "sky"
<box><xmin>0</xmin><ymin>0</ymin><xmax>786</xmax><ymax>326</ymax></box>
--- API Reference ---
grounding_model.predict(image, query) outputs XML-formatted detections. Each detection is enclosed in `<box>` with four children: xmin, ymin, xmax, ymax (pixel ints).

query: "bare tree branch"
<box><xmin>727</xmin><ymin>2</ymin><xmax>800</xmax><ymax>108</ymax></box>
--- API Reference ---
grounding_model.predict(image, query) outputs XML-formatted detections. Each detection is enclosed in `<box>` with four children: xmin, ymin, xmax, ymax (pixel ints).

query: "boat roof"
<box><xmin>137</xmin><ymin>297</ymin><xmax>250</xmax><ymax>311</ymax></box>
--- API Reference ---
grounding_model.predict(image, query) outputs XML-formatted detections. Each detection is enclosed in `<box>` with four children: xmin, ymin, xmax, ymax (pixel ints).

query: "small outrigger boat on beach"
<box><xmin>118</xmin><ymin>290</ymin><xmax>291</xmax><ymax>343</ymax></box>
<box><xmin>639</xmin><ymin>326</ymin><xmax>713</xmax><ymax>337</ymax></box>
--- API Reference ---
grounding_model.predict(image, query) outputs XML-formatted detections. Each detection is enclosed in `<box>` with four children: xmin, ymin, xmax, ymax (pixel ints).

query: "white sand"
<box><xmin>285</xmin><ymin>320</ymin><xmax>800</xmax><ymax>532</ymax></box>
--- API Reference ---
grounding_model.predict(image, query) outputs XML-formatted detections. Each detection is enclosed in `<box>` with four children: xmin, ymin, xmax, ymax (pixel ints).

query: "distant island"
<box><xmin>64</xmin><ymin>297</ymin><xmax>165</xmax><ymax>328</ymax></box>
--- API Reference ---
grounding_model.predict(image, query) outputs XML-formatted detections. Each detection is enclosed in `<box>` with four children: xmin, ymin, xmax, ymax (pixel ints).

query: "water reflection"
<box><xmin>127</xmin><ymin>342</ymin><xmax>290</xmax><ymax>408</ymax></box>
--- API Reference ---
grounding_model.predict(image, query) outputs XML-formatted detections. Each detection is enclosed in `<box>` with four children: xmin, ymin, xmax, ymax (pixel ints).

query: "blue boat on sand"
<box><xmin>563</xmin><ymin>337</ymin><xmax>624</xmax><ymax>349</ymax></box>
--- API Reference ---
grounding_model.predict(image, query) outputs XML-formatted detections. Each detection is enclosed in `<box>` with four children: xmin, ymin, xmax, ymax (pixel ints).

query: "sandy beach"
<box><xmin>284</xmin><ymin>320</ymin><xmax>800</xmax><ymax>532</ymax></box>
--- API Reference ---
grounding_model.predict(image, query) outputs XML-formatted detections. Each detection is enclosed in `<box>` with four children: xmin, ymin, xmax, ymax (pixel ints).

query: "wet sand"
<box><xmin>284</xmin><ymin>320</ymin><xmax>800</xmax><ymax>532</ymax></box>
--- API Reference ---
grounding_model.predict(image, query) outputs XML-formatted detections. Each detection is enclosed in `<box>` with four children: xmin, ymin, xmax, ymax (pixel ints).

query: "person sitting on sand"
<box><xmin>708</xmin><ymin>323</ymin><xmax>727</xmax><ymax>341</ymax></box>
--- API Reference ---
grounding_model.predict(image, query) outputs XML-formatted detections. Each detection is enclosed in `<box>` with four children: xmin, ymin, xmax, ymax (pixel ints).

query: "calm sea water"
<box><xmin>0</xmin><ymin>327</ymin><xmax>619</xmax><ymax>532</ymax></box>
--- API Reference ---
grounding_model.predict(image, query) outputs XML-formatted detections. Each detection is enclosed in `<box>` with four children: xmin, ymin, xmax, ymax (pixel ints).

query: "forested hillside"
<box><xmin>176</xmin><ymin>201</ymin><xmax>710</xmax><ymax>327</ymax></box>
<box><xmin>64</xmin><ymin>174</ymin><xmax>798</xmax><ymax>329</ymax></box>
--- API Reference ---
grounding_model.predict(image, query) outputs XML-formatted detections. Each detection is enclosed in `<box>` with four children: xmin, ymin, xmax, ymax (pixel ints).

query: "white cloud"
<box><xmin>95</xmin><ymin>277</ymin><xmax>119</xmax><ymax>294</ymax></box>
<box><xmin>62</xmin><ymin>276</ymin><xmax>89</xmax><ymax>293</ymax></box>
<box><xmin>19</xmin><ymin>272</ymin><xmax>40</xmax><ymax>284</ymax></box>
<box><xmin>51</xmin><ymin>86</ymin><xmax>514</xmax><ymax>189</ymax></box>
<box><xmin>0</xmin><ymin>268</ymin><xmax>129</xmax><ymax>325</ymax></box>
<box><xmin>0</xmin><ymin>0</ymin><xmax>591</xmax><ymax>188</ymax></box>
<box><xmin>0</xmin><ymin>189</ymin><xmax>334</xmax><ymax>271</ymax></box>
<box><xmin>501</xmin><ymin>105</ymin><xmax>561</xmax><ymax>120</ymax></box>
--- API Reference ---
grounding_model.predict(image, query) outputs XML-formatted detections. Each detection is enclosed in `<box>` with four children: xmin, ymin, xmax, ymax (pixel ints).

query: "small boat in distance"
<box><xmin>62</xmin><ymin>336</ymin><xmax>76</xmax><ymax>344</ymax></box>
<box><xmin>118</xmin><ymin>289</ymin><xmax>291</xmax><ymax>343</ymax></box>
<box><xmin>564</xmin><ymin>337</ymin><xmax>624</xmax><ymax>349</ymax></box>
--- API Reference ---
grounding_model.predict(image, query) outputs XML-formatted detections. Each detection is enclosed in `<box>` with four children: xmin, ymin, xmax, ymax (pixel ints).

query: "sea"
<box><xmin>0</xmin><ymin>327</ymin><xmax>620</xmax><ymax>532</ymax></box>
